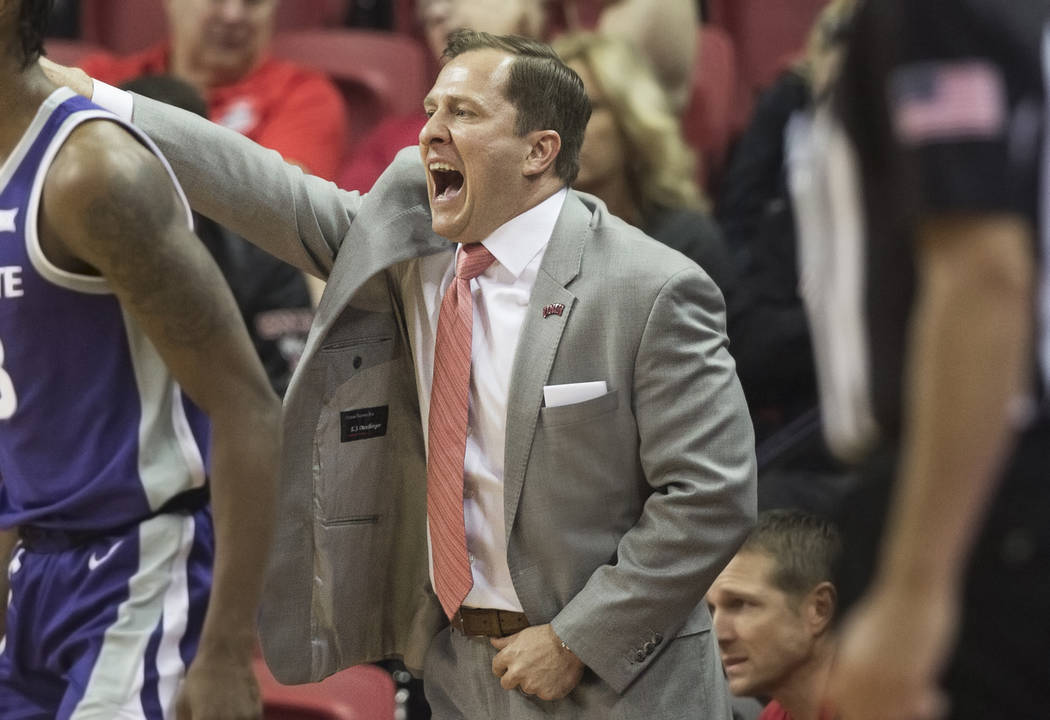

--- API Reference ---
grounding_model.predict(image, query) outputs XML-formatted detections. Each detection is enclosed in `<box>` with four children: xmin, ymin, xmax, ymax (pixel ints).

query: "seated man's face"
<box><xmin>707</xmin><ymin>550</ymin><xmax>816</xmax><ymax>699</ymax></box>
<box><xmin>419</xmin><ymin>0</ymin><xmax>545</xmax><ymax>61</ymax></box>
<box><xmin>166</xmin><ymin>0</ymin><xmax>278</xmax><ymax>85</ymax></box>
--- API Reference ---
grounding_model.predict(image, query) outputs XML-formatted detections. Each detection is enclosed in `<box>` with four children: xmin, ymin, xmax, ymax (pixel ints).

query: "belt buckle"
<box><xmin>450</xmin><ymin>609</ymin><xmax>465</xmax><ymax>635</ymax></box>
<box><xmin>451</xmin><ymin>608</ymin><xmax>479</xmax><ymax>636</ymax></box>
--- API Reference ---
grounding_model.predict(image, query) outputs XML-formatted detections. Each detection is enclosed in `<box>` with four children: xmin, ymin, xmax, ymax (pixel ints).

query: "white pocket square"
<box><xmin>543</xmin><ymin>381</ymin><xmax>608</xmax><ymax>408</ymax></box>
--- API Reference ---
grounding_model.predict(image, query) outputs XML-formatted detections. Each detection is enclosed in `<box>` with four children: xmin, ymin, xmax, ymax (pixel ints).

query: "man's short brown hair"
<box><xmin>741</xmin><ymin>509</ymin><xmax>842</xmax><ymax>598</ymax></box>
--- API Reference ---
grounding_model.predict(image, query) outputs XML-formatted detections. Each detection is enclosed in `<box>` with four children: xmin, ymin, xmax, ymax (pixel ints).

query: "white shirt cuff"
<box><xmin>91</xmin><ymin>79</ymin><xmax>134</xmax><ymax>122</ymax></box>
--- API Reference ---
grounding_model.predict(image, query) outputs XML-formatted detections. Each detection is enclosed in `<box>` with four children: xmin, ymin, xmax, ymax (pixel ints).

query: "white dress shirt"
<box><xmin>400</xmin><ymin>188</ymin><xmax>567</xmax><ymax>612</ymax></box>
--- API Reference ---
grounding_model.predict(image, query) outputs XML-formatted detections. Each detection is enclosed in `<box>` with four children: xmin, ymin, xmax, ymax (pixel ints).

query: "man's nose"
<box><xmin>419</xmin><ymin>113</ymin><xmax>448</xmax><ymax>146</ymax></box>
<box><xmin>711</xmin><ymin>609</ymin><xmax>734</xmax><ymax>644</ymax></box>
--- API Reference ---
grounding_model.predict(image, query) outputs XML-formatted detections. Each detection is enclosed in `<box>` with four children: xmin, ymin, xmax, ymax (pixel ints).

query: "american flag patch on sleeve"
<box><xmin>889</xmin><ymin>60</ymin><xmax>1007</xmax><ymax>144</ymax></box>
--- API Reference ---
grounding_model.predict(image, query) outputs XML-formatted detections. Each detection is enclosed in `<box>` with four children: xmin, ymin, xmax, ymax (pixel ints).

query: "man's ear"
<box><xmin>807</xmin><ymin>581</ymin><xmax>837</xmax><ymax>635</ymax></box>
<box><xmin>522</xmin><ymin>129</ymin><xmax>561</xmax><ymax>178</ymax></box>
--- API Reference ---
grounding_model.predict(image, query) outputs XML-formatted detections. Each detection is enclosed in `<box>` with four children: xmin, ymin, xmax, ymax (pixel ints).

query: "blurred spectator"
<box><xmin>552</xmin><ymin>31</ymin><xmax>734</xmax><ymax>293</ymax></box>
<box><xmin>563</xmin><ymin>0</ymin><xmax>697</xmax><ymax>112</ymax></box>
<box><xmin>121</xmin><ymin>73</ymin><xmax>313</xmax><ymax>397</ymax></box>
<box><xmin>80</xmin><ymin>0</ymin><xmax>349</xmax><ymax>180</ymax></box>
<box><xmin>339</xmin><ymin>0</ymin><xmax>697</xmax><ymax>190</ymax></box>
<box><xmin>424</xmin><ymin>0</ymin><xmax>545</xmax><ymax>50</ymax></box>
<box><xmin>713</xmin><ymin>0</ymin><xmax>857</xmax><ymax>513</ymax></box>
<box><xmin>708</xmin><ymin>510</ymin><xmax>841</xmax><ymax>720</ymax></box>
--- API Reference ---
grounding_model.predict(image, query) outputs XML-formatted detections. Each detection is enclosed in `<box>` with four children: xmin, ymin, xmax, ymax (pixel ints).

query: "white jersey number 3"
<box><xmin>0</xmin><ymin>338</ymin><xmax>16</xmax><ymax>419</ymax></box>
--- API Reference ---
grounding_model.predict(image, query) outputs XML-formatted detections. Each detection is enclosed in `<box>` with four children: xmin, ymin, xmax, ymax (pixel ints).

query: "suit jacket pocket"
<box><xmin>318</xmin><ymin>335</ymin><xmax>395</xmax><ymax>394</ymax></box>
<box><xmin>316</xmin><ymin>337</ymin><xmax>398</xmax><ymax>523</ymax></box>
<box><xmin>538</xmin><ymin>389</ymin><xmax>619</xmax><ymax>427</ymax></box>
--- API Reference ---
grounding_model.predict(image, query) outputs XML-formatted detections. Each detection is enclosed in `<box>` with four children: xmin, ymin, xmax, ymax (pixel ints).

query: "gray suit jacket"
<box><xmin>130</xmin><ymin>95</ymin><xmax>757</xmax><ymax>700</ymax></box>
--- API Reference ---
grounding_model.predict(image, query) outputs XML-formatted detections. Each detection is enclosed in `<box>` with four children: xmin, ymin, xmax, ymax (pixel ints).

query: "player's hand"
<box><xmin>38</xmin><ymin>57</ymin><xmax>93</xmax><ymax>98</ymax></box>
<box><xmin>175</xmin><ymin>652</ymin><xmax>262</xmax><ymax>720</ymax></box>
<box><xmin>491</xmin><ymin>624</ymin><xmax>584</xmax><ymax>701</ymax></box>
<box><xmin>829</xmin><ymin>582</ymin><xmax>956</xmax><ymax>720</ymax></box>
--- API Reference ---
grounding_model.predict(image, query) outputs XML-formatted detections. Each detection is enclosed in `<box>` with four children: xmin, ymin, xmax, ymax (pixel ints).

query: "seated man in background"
<box><xmin>79</xmin><ymin>0</ymin><xmax>348</xmax><ymax>181</ymax></box>
<box><xmin>708</xmin><ymin>510</ymin><xmax>840</xmax><ymax>720</ymax></box>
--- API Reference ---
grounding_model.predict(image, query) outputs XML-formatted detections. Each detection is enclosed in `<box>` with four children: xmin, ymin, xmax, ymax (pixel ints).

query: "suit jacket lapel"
<box><xmin>503</xmin><ymin>192</ymin><xmax>591</xmax><ymax>536</ymax></box>
<box><xmin>309</xmin><ymin>151</ymin><xmax>447</xmax><ymax>332</ymax></box>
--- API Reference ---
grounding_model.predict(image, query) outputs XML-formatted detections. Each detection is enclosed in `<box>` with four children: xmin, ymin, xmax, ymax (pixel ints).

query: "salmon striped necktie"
<box><xmin>427</xmin><ymin>242</ymin><xmax>495</xmax><ymax>619</ymax></box>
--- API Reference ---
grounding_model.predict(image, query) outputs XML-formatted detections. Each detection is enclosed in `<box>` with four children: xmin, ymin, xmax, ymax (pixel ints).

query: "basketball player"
<box><xmin>0</xmin><ymin>2</ymin><xmax>281</xmax><ymax>718</ymax></box>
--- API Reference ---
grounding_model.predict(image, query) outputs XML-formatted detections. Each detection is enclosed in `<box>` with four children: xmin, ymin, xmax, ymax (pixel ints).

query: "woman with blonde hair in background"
<box><xmin>553</xmin><ymin>31</ymin><xmax>736</xmax><ymax>294</ymax></box>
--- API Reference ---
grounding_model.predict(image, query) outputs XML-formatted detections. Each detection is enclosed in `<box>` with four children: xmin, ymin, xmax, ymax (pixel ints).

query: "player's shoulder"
<box><xmin>43</xmin><ymin>119</ymin><xmax>179</xmax><ymax>249</ymax></box>
<box><xmin>45</xmin><ymin>120</ymin><xmax>166</xmax><ymax>209</ymax></box>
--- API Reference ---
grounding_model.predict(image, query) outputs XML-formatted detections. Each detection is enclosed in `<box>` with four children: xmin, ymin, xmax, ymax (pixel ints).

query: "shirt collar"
<box><xmin>477</xmin><ymin>188</ymin><xmax>567</xmax><ymax>279</ymax></box>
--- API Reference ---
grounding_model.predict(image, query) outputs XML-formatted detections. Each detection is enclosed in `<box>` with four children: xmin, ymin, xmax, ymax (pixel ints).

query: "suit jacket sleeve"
<box><xmin>550</xmin><ymin>266</ymin><xmax>757</xmax><ymax>693</ymax></box>
<box><xmin>130</xmin><ymin>93</ymin><xmax>362</xmax><ymax>279</ymax></box>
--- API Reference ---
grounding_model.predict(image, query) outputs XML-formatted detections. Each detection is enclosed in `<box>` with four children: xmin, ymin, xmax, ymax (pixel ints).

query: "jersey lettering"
<box><xmin>0</xmin><ymin>266</ymin><xmax>23</xmax><ymax>298</ymax></box>
<box><xmin>0</xmin><ymin>338</ymin><xmax>16</xmax><ymax>419</ymax></box>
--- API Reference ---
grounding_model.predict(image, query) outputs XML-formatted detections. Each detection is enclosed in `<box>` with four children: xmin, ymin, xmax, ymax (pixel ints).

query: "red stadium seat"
<box><xmin>274</xmin><ymin>0</ymin><xmax>349</xmax><ymax>30</ymax></box>
<box><xmin>705</xmin><ymin>0</ymin><xmax>830</xmax><ymax>94</ymax></box>
<box><xmin>79</xmin><ymin>0</ymin><xmax>350</xmax><ymax>54</ymax></box>
<box><xmin>254</xmin><ymin>657</ymin><xmax>396</xmax><ymax>720</ymax></box>
<box><xmin>269</xmin><ymin>28</ymin><xmax>429</xmax><ymax>150</ymax></box>
<box><xmin>393</xmin><ymin>0</ymin><xmax>417</xmax><ymax>36</ymax></box>
<box><xmin>683</xmin><ymin>25</ymin><xmax>744</xmax><ymax>189</ymax></box>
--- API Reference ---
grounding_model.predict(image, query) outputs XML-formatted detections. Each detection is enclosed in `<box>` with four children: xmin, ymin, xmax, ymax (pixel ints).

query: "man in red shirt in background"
<box><xmin>708</xmin><ymin>510</ymin><xmax>840</xmax><ymax>720</ymax></box>
<box><xmin>79</xmin><ymin>0</ymin><xmax>348</xmax><ymax>181</ymax></box>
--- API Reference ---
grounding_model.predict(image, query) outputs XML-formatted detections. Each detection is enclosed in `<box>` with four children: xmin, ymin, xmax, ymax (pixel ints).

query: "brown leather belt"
<box><xmin>450</xmin><ymin>607</ymin><xmax>530</xmax><ymax>637</ymax></box>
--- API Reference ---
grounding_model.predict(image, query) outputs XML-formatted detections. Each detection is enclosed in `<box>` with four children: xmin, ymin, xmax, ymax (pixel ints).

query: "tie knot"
<box><xmin>456</xmin><ymin>243</ymin><xmax>495</xmax><ymax>281</ymax></box>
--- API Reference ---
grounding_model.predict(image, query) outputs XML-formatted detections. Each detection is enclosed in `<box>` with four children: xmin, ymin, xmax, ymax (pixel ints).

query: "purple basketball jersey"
<box><xmin>0</xmin><ymin>88</ymin><xmax>210</xmax><ymax>531</ymax></box>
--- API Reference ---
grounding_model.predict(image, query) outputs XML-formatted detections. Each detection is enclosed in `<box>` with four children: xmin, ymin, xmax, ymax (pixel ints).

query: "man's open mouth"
<box><xmin>429</xmin><ymin>162</ymin><xmax>464</xmax><ymax>200</ymax></box>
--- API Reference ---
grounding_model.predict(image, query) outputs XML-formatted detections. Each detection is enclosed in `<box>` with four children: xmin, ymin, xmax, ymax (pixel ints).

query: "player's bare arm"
<box><xmin>831</xmin><ymin>214</ymin><xmax>1034</xmax><ymax>720</ymax></box>
<box><xmin>38</xmin><ymin>119</ymin><xmax>281</xmax><ymax>720</ymax></box>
